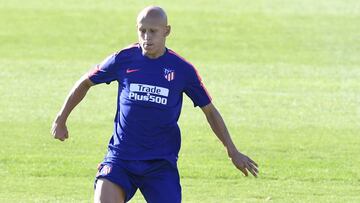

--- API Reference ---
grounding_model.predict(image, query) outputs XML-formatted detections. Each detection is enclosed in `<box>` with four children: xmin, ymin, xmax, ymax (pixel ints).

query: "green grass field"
<box><xmin>1</xmin><ymin>0</ymin><xmax>359</xmax><ymax>202</ymax></box>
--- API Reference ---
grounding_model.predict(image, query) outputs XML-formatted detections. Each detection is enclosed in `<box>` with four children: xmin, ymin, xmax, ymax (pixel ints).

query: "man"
<box><xmin>51</xmin><ymin>6</ymin><xmax>258</xmax><ymax>203</ymax></box>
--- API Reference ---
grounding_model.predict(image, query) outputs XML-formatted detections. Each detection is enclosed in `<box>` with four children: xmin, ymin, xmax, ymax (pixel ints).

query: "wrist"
<box><xmin>55</xmin><ymin>114</ymin><xmax>67</xmax><ymax>124</ymax></box>
<box><xmin>226</xmin><ymin>146</ymin><xmax>238</xmax><ymax>158</ymax></box>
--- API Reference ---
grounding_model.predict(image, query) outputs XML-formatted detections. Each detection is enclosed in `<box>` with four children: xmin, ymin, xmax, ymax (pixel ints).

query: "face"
<box><xmin>137</xmin><ymin>18</ymin><xmax>170</xmax><ymax>59</ymax></box>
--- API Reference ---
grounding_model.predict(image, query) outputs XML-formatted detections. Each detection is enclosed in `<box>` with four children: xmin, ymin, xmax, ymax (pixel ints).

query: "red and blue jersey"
<box><xmin>88</xmin><ymin>43</ymin><xmax>212</xmax><ymax>165</ymax></box>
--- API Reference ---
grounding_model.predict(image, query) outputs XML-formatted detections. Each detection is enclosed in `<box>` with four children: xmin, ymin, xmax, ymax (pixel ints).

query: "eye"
<box><xmin>139</xmin><ymin>28</ymin><xmax>146</xmax><ymax>34</ymax></box>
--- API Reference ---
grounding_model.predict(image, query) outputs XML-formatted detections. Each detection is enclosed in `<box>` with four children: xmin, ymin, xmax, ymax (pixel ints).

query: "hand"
<box><xmin>51</xmin><ymin>118</ymin><xmax>69</xmax><ymax>141</ymax></box>
<box><xmin>230</xmin><ymin>150</ymin><xmax>259</xmax><ymax>177</ymax></box>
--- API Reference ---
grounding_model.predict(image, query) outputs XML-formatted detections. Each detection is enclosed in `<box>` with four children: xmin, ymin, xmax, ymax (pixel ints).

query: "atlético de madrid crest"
<box><xmin>164</xmin><ymin>68</ymin><xmax>175</xmax><ymax>81</ymax></box>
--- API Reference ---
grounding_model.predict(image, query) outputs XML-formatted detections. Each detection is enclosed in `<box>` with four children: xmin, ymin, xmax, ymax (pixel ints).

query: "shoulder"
<box><xmin>167</xmin><ymin>49</ymin><xmax>197</xmax><ymax>71</ymax></box>
<box><xmin>167</xmin><ymin>48</ymin><xmax>202</xmax><ymax>79</ymax></box>
<box><xmin>113</xmin><ymin>43</ymin><xmax>141</xmax><ymax>60</ymax></box>
<box><xmin>97</xmin><ymin>43</ymin><xmax>139</xmax><ymax>70</ymax></box>
<box><xmin>119</xmin><ymin>43</ymin><xmax>140</xmax><ymax>53</ymax></box>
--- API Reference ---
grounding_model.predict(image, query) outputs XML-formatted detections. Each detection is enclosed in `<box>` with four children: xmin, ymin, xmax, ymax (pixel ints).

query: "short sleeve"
<box><xmin>184</xmin><ymin>66</ymin><xmax>212</xmax><ymax>107</ymax></box>
<box><xmin>88</xmin><ymin>54</ymin><xmax>118</xmax><ymax>85</ymax></box>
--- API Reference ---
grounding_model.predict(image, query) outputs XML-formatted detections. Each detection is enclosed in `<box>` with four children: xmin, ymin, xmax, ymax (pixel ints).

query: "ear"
<box><xmin>165</xmin><ymin>25</ymin><xmax>171</xmax><ymax>37</ymax></box>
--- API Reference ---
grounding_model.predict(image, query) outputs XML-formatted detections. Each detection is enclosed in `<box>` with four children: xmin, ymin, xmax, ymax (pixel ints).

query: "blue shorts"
<box><xmin>94</xmin><ymin>159</ymin><xmax>181</xmax><ymax>203</ymax></box>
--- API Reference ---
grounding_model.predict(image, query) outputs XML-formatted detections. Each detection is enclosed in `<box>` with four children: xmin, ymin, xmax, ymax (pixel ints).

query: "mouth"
<box><xmin>143</xmin><ymin>42</ymin><xmax>153</xmax><ymax>49</ymax></box>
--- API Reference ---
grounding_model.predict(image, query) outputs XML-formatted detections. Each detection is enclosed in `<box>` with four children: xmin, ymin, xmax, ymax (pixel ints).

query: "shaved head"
<box><xmin>137</xmin><ymin>6</ymin><xmax>168</xmax><ymax>26</ymax></box>
<box><xmin>136</xmin><ymin>6</ymin><xmax>171</xmax><ymax>59</ymax></box>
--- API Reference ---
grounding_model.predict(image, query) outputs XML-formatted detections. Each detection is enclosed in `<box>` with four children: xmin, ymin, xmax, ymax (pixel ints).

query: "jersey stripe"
<box><xmin>88</xmin><ymin>43</ymin><xmax>139</xmax><ymax>79</ymax></box>
<box><xmin>121</xmin><ymin>43</ymin><xmax>139</xmax><ymax>51</ymax></box>
<box><xmin>168</xmin><ymin>49</ymin><xmax>212</xmax><ymax>101</ymax></box>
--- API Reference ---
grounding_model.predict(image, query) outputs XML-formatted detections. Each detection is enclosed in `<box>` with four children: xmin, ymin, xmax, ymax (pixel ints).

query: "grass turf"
<box><xmin>0</xmin><ymin>0</ymin><xmax>359</xmax><ymax>202</ymax></box>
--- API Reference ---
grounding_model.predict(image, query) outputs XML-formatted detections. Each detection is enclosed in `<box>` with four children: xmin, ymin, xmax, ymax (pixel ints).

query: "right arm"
<box><xmin>51</xmin><ymin>75</ymin><xmax>94</xmax><ymax>141</ymax></box>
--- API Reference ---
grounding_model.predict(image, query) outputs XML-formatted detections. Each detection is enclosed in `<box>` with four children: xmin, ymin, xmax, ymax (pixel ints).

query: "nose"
<box><xmin>144</xmin><ymin>31</ymin><xmax>151</xmax><ymax>40</ymax></box>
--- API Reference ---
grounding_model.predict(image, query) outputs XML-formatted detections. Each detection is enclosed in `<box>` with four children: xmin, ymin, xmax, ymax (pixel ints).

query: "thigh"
<box><xmin>94</xmin><ymin>178</ymin><xmax>126</xmax><ymax>203</ymax></box>
<box><xmin>94</xmin><ymin>162</ymin><xmax>137</xmax><ymax>202</ymax></box>
<box><xmin>139</xmin><ymin>160</ymin><xmax>182</xmax><ymax>203</ymax></box>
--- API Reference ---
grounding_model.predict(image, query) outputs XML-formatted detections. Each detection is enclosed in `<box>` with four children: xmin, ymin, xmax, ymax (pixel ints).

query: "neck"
<box><xmin>143</xmin><ymin>47</ymin><xmax>166</xmax><ymax>59</ymax></box>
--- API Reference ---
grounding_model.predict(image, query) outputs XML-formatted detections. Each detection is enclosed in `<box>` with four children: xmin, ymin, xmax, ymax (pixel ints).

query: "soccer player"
<box><xmin>51</xmin><ymin>6</ymin><xmax>258</xmax><ymax>203</ymax></box>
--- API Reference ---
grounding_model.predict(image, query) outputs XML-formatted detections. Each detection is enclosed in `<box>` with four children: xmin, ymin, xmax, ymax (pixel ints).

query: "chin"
<box><xmin>144</xmin><ymin>49</ymin><xmax>156</xmax><ymax>56</ymax></box>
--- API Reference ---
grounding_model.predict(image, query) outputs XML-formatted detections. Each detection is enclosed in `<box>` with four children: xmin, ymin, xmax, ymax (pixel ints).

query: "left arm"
<box><xmin>201</xmin><ymin>103</ymin><xmax>259</xmax><ymax>177</ymax></box>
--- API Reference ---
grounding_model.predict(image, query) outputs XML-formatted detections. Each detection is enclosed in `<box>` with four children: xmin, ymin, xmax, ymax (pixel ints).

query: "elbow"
<box><xmin>79</xmin><ymin>77</ymin><xmax>94</xmax><ymax>89</ymax></box>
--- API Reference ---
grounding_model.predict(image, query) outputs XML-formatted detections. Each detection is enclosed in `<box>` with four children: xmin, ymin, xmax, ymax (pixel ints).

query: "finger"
<box><xmin>60</xmin><ymin>133</ymin><xmax>67</xmax><ymax>141</ymax></box>
<box><xmin>50</xmin><ymin>123</ymin><xmax>56</xmax><ymax>135</ymax></box>
<box><xmin>54</xmin><ymin>132</ymin><xmax>65</xmax><ymax>141</ymax></box>
<box><xmin>246</xmin><ymin>163</ymin><xmax>258</xmax><ymax>177</ymax></box>
<box><xmin>248</xmin><ymin>157</ymin><xmax>258</xmax><ymax>167</ymax></box>
<box><xmin>97</xmin><ymin>163</ymin><xmax>102</xmax><ymax>170</ymax></box>
<box><xmin>237</xmin><ymin>165</ymin><xmax>248</xmax><ymax>176</ymax></box>
<box><xmin>248</xmin><ymin>162</ymin><xmax>259</xmax><ymax>173</ymax></box>
<box><xmin>53</xmin><ymin>130</ymin><xmax>59</xmax><ymax>139</ymax></box>
<box><xmin>52</xmin><ymin>130</ymin><xmax>57</xmax><ymax>138</ymax></box>
<box><xmin>51</xmin><ymin>127</ymin><xmax>55</xmax><ymax>136</ymax></box>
